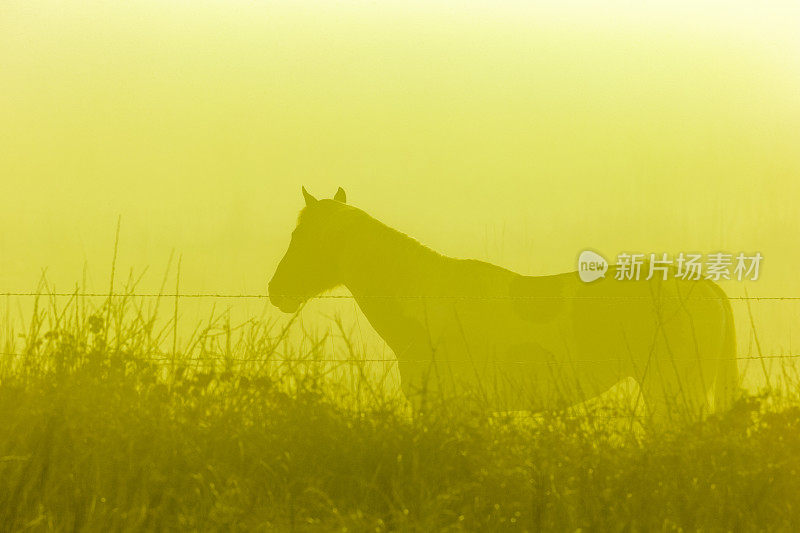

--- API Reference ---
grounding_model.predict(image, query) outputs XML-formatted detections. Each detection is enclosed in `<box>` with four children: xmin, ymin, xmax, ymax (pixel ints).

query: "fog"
<box><xmin>2</xmin><ymin>0</ymin><xmax>799</xmax><ymax>388</ymax></box>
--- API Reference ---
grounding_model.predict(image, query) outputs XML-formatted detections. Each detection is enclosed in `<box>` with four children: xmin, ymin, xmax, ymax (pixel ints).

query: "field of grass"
<box><xmin>1</xmin><ymin>278</ymin><xmax>800</xmax><ymax>532</ymax></box>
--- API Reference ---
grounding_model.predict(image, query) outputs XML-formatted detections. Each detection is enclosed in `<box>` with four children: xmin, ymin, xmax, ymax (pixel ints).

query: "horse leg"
<box><xmin>636</xmin><ymin>352</ymin><xmax>712</xmax><ymax>426</ymax></box>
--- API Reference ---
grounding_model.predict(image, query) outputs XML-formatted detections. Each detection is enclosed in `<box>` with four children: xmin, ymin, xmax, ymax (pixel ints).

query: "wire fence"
<box><xmin>2</xmin><ymin>351</ymin><xmax>799</xmax><ymax>364</ymax></box>
<box><xmin>2</xmin><ymin>292</ymin><xmax>800</xmax><ymax>301</ymax></box>
<box><xmin>2</xmin><ymin>291</ymin><xmax>798</xmax><ymax>364</ymax></box>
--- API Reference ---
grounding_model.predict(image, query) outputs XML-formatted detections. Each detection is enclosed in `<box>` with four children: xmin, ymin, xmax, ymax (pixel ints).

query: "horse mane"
<box><xmin>299</xmin><ymin>201</ymin><xmax>443</xmax><ymax>261</ymax></box>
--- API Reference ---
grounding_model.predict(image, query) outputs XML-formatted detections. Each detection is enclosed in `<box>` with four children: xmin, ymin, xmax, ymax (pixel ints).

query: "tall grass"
<box><xmin>0</xmin><ymin>272</ymin><xmax>799</xmax><ymax>531</ymax></box>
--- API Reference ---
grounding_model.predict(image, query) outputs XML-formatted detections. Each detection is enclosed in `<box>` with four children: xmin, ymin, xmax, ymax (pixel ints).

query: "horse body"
<box><xmin>269</xmin><ymin>188</ymin><xmax>738</xmax><ymax>420</ymax></box>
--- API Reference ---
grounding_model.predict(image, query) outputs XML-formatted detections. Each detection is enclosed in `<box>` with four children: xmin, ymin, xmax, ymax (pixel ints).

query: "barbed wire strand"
<box><xmin>2</xmin><ymin>292</ymin><xmax>797</xmax><ymax>365</ymax></box>
<box><xmin>1</xmin><ymin>352</ymin><xmax>799</xmax><ymax>364</ymax></box>
<box><xmin>1</xmin><ymin>292</ymin><xmax>799</xmax><ymax>301</ymax></box>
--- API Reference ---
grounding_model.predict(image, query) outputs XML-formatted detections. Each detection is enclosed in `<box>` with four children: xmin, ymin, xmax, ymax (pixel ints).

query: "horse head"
<box><xmin>268</xmin><ymin>186</ymin><xmax>348</xmax><ymax>312</ymax></box>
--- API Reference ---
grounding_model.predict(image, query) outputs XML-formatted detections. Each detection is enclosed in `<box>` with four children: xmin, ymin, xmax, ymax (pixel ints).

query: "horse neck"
<box><xmin>337</xmin><ymin>215</ymin><xmax>445</xmax><ymax>301</ymax></box>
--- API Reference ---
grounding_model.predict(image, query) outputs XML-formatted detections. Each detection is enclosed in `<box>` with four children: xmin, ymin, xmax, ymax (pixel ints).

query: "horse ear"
<box><xmin>333</xmin><ymin>187</ymin><xmax>347</xmax><ymax>203</ymax></box>
<box><xmin>302</xmin><ymin>186</ymin><xmax>318</xmax><ymax>206</ymax></box>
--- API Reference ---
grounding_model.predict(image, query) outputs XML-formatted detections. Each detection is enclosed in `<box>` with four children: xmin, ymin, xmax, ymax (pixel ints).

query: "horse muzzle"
<box><xmin>268</xmin><ymin>287</ymin><xmax>302</xmax><ymax>313</ymax></box>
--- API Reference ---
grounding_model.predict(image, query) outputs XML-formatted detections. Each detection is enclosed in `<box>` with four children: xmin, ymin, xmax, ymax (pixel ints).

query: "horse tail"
<box><xmin>711</xmin><ymin>283</ymin><xmax>740</xmax><ymax>413</ymax></box>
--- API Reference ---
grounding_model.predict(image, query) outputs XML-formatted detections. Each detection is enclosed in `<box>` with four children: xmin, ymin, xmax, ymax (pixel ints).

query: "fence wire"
<box><xmin>2</xmin><ymin>290</ymin><xmax>797</xmax><ymax>365</ymax></box>
<box><xmin>2</xmin><ymin>292</ymin><xmax>800</xmax><ymax>301</ymax></box>
<box><xmin>1</xmin><ymin>352</ymin><xmax>799</xmax><ymax>364</ymax></box>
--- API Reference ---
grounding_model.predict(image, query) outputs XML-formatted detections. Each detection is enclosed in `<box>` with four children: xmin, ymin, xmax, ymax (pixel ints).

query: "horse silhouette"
<box><xmin>269</xmin><ymin>187</ymin><xmax>739</xmax><ymax>421</ymax></box>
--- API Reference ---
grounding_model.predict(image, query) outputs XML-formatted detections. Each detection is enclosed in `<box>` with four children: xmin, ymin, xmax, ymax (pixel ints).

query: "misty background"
<box><xmin>2</xmin><ymin>0</ymin><xmax>799</xmax><ymax>388</ymax></box>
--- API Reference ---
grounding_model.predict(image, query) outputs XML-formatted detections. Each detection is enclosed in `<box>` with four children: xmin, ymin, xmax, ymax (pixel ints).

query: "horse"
<box><xmin>268</xmin><ymin>187</ymin><xmax>739</xmax><ymax>422</ymax></box>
